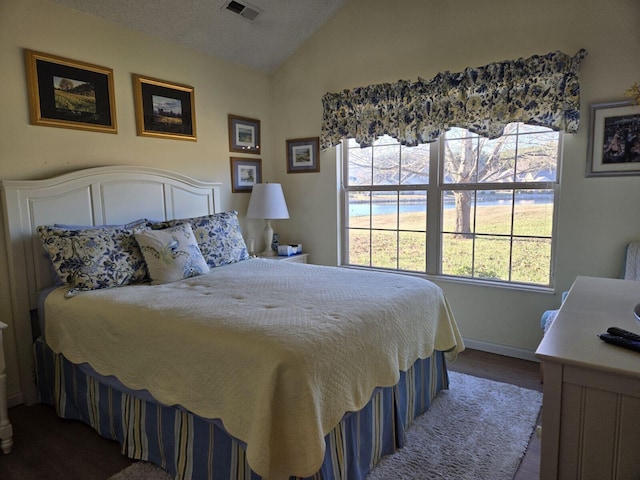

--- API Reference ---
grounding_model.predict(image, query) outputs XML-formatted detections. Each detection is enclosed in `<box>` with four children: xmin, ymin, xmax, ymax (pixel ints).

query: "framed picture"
<box><xmin>286</xmin><ymin>137</ymin><xmax>320</xmax><ymax>173</ymax></box>
<box><xmin>132</xmin><ymin>74</ymin><xmax>196</xmax><ymax>141</ymax></box>
<box><xmin>228</xmin><ymin>114</ymin><xmax>260</xmax><ymax>154</ymax></box>
<box><xmin>230</xmin><ymin>157</ymin><xmax>262</xmax><ymax>193</ymax></box>
<box><xmin>24</xmin><ymin>49</ymin><xmax>117</xmax><ymax>133</ymax></box>
<box><xmin>587</xmin><ymin>101</ymin><xmax>640</xmax><ymax>176</ymax></box>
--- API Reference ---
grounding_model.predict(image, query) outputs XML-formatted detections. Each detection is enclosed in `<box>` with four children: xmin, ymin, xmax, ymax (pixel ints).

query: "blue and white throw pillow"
<box><xmin>134</xmin><ymin>223</ymin><xmax>209</xmax><ymax>284</ymax></box>
<box><xmin>38</xmin><ymin>225</ymin><xmax>149</xmax><ymax>297</ymax></box>
<box><xmin>153</xmin><ymin>211</ymin><xmax>249</xmax><ymax>268</ymax></box>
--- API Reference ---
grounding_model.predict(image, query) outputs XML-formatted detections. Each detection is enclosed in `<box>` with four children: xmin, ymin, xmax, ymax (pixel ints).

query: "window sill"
<box><xmin>339</xmin><ymin>264</ymin><xmax>555</xmax><ymax>294</ymax></box>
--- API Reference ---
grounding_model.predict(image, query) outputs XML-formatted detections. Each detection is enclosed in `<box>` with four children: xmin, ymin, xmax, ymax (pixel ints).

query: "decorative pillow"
<box><xmin>153</xmin><ymin>211</ymin><xmax>249</xmax><ymax>268</ymax></box>
<box><xmin>44</xmin><ymin>220</ymin><xmax>153</xmax><ymax>287</ymax></box>
<box><xmin>134</xmin><ymin>223</ymin><xmax>209</xmax><ymax>284</ymax></box>
<box><xmin>37</xmin><ymin>225</ymin><xmax>149</xmax><ymax>297</ymax></box>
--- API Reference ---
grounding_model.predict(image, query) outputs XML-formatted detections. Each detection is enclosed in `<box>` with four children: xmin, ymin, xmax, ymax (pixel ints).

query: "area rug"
<box><xmin>109</xmin><ymin>371</ymin><xmax>542</xmax><ymax>480</ymax></box>
<box><xmin>108</xmin><ymin>462</ymin><xmax>172</xmax><ymax>480</ymax></box>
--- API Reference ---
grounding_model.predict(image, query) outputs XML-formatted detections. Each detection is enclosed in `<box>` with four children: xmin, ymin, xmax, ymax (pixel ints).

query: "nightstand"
<box><xmin>257</xmin><ymin>253</ymin><xmax>310</xmax><ymax>264</ymax></box>
<box><xmin>0</xmin><ymin>321</ymin><xmax>13</xmax><ymax>454</ymax></box>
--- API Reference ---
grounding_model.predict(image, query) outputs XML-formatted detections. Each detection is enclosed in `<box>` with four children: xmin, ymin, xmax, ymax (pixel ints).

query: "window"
<box><xmin>342</xmin><ymin>123</ymin><xmax>561</xmax><ymax>287</ymax></box>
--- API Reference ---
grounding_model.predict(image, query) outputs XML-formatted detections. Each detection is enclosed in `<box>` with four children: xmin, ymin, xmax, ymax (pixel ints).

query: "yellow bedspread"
<box><xmin>45</xmin><ymin>259</ymin><xmax>464</xmax><ymax>479</ymax></box>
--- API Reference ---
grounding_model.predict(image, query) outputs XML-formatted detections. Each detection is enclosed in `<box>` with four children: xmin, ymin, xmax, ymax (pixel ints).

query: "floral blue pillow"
<box><xmin>134</xmin><ymin>223</ymin><xmax>209</xmax><ymax>284</ymax></box>
<box><xmin>153</xmin><ymin>211</ymin><xmax>249</xmax><ymax>267</ymax></box>
<box><xmin>37</xmin><ymin>225</ymin><xmax>149</xmax><ymax>297</ymax></box>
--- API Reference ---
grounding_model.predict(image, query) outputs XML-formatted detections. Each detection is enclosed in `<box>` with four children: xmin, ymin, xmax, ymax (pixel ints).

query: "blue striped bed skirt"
<box><xmin>34</xmin><ymin>338</ymin><xmax>448</xmax><ymax>480</ymax></box>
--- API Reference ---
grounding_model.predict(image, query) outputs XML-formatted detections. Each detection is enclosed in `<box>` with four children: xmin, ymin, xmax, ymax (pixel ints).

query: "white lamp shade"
<box><xmin>246</xmin><ymin>183</ymin><xmax>290</xmax><ymax>220</ymax></box>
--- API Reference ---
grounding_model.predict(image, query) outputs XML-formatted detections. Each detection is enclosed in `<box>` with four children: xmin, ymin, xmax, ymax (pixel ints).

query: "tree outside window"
<box><xmin>343</xmin><ymin>123</ymin><xmax>560</xmax><ymax>286</ymax></box>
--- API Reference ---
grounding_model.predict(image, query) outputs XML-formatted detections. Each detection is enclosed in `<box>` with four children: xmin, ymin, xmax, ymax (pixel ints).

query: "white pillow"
<box><xmin>152</xmin><ymin>211</ymin><xmax>249</xmax><ymax>267</ymax></box>
<box><xmin>134</xmin><ymin>223</ymin><xmax>209</xmax><ymax>284</ymax></box>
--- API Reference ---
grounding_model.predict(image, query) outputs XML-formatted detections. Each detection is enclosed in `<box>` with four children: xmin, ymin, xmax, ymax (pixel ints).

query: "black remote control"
<box><xmin>607</xmin><ymin>327</ymin><xmax>640</xmax><ymax>342</ymax></box>
<box><xmin>599</xmin><ymin>333</ymin><xmax>640</xmax><ymax>353</ymax></box>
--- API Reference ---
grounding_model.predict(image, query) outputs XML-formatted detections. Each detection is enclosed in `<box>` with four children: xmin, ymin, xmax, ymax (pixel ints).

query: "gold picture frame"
<box><xmin>24</xmin><ymin>49</ymin><xmax>117</xmax><ymax>133</ymax></box>
<box><xmin>132</xmin><ymin>74</ymin><xmax>196</xmax><ymax>141</ymax></box>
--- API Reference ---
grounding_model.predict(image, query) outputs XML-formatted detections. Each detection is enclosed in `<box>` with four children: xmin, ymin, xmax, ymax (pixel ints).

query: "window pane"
<box><xmin>442</xmin><ymin>232</ymin><xmax>473</xmax><ymax>277</ymax></box>
<box><xmin>479</xmin><ymin>135</ymin><xmax>516</xmax><ymax>183</ymax></box>
<box><xmin>442</xmin><ymin>190</ymin><xmax>476</xmax><ymax>235</ymax></box>
<box><xmin>400</xmin><ymin>144</ymin><xmax>430</xmax><ymax>184</ymax></box>
<box><xmin>347</xmin><ymin>228</ymin><xmax>370</xmax><ymax>266</ymax></box>
<box><xmin>398</xmin><ymin>191</ymin><xmax>426</xmax><ymax>231</ymax></box>
<box><xmin>511</xmin><ymin>237</ymin><xmax>551</xmax><ymax>284</ymax></box>
<box><xmin>371</xmin><ymin>230</ymin><xmax>397</xmax><ymax>269</ymax></box>
<box><xmin>398</xmin><ymin>231</ymin><xmax>426</xmax><ymax>272</ymax></box>
<box><xmin>373</xmin><ymin>144</ymin><xmax>400</xmax><ymax>185</ymax></box>
<box><xmin>443</xmin><ymin>136</ymin><xmax>479</xmax><ymax>184</ymax></box>
<box><xmin>513</xmin><ymin>189</ymin><xmax>554</xmax><ymax>237</ymax></box>
<box><xmin>348</xmin><ymin>146</ymin><xmax>372</xmax><ymax>186</ymax></box>
<box><xmin>371</xmin><ymin>191</ymin><xmax>398</xmax><ymax>230</ymax></box>
<box><xmin>348</xmin><ymin>191</ymin><xmax>370</xmax><ymax>228</ymax></box>
<box><xmin>475</xmin><ymin>190</ymin><xmax>512</xmax><ymax>235</ymax></box>
<box><xmin>474</xmin><ymin>236</ymin><xmax>510</xmax><ymax>281</ymax></box>
<box><xmin>515</xmin><ymin>131</ymin><xmax>559</xmax><ymax>182</ymax></box>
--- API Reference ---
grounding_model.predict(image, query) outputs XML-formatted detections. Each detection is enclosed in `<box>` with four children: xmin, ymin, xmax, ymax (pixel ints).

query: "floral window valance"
<box><xmin>320</xmin><ymin>49</ymin><xmax>587</xmax><ymax>150</ymax></box>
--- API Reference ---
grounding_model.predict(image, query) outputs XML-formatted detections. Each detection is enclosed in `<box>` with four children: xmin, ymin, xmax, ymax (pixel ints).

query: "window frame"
<box><xmin>340</xmin><ymin>126</ymin><xmax>563</xmax><ymax>290</ymax></box>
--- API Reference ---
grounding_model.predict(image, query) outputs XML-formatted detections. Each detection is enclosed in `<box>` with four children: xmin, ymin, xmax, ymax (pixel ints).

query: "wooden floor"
<box><xmin>0</xmin><ymin>349</ymin><xmax>542</xmax><ymax>480</ymax></box>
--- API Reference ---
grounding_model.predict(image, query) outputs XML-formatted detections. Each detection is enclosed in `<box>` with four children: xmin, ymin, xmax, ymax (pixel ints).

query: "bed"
<box><xmin>1</xmin><ymin>166</ymin><xmax>464</xmax><ymax>480</ymax></box>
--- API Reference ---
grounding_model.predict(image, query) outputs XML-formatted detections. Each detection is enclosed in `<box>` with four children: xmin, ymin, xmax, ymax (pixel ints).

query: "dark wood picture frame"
<box><xmin>132</xmin><ymin>74</ymin><xmax>196</xmax><ymax>141</ymax></box>
<box><xmin>286</xmin><ymin>137</ymin><xmax>320</xmax><ymax>173</ymax></box>
<box><xmin>24</xmin><ymin>49</ymin><xmax>117</xmax><ymax>133</ymax></box>
<box><xmin>587</xmin><ymin>101</ymin><xmax>640</xmax><ymax>177</ymax></box>
<box><xmin>228</xmin><ymin>114</ymin><xmax>261</xmax><ymax>154</ymax></box>
<box><xmin>230</xmin><ymin>157</ymin><xmax>262</xmax><ymax>193</ymax></box>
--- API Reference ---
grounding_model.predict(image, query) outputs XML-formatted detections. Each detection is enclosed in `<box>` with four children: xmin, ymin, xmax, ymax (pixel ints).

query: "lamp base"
<box><xmin>261</xmin><ymin>220</ymin><xmax>274</xmax><ymax>256</ymax></box>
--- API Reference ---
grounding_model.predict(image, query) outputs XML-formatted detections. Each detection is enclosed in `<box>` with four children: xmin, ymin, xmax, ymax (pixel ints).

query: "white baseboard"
<box><xmin>462</xmin><ymin>337</ymin><xmax>539</xmax><ymax>363</ymax></box>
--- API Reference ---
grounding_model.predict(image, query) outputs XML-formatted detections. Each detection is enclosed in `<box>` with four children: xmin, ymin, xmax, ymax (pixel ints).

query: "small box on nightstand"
<box><xmin>278</xmin><ymin>244</ymin><xmax>302</xmax><ymax>256</ymax></box>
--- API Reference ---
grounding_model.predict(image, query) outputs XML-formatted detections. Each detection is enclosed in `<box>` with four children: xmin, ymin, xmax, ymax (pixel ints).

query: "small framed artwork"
<box><xmin>24</xmin><ymin>49</ymin><xmax>117</xmax><ymax>133</ymax></box>
<box><xmin>132</xmin><ymin>74</ymin><xmax>196</xmax><ymax>141</ymax></box>
<box><xmin>230</xmin><ymin>157</ymin><xmax>262</xmax><ymax>193</ymax></box>
<box><xmin>286</xmin><ymin>137</ymin><xmax>320</xmax><ymax>173</ymax></box>
<box><xmin>228</xmin><ymin>114</ymin><xmax>260</xmax><ymax>154</ymax></box>
<box><xmin>587</xmin><ymin>101</ymin><xmax>640</xmax><ymax>176</ymax></box>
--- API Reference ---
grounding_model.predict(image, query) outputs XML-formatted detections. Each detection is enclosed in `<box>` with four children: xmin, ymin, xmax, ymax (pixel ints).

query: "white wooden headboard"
<box><xmin>1</xmin><ymin>166</ymin><xmax>222</xmax><ymax>404</ymax></box>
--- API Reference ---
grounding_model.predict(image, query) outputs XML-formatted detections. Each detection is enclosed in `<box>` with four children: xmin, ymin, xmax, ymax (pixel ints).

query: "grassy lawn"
<box><xmin>348</xmin><ymin>204</ymin><xmax>553</xmax><ymax>285</ymax></box>
<box><xmin>54</xmin><ymin>90</ymin><xmax>96</xmax><ymax>113</ymax></box>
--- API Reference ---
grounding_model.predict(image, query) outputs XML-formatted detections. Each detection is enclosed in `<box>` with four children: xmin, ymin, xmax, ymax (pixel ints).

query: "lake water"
<box><xmin>349</xmin><ymin>198</ymin><xmax>552</xmax><ymax>217</ymax></box>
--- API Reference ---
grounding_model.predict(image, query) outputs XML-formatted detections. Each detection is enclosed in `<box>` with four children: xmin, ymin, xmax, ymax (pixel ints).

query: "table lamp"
<box><xmin>246</xmin><ymin>183</ymin><xmax>289</xmax><ymax>256</ymax></box>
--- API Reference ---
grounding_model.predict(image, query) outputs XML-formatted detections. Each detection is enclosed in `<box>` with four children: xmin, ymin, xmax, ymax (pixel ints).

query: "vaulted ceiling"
<box><xmin>49</xmin><ymin>0</ymin><xmax>348</xmax><ymax>73</ymax></box>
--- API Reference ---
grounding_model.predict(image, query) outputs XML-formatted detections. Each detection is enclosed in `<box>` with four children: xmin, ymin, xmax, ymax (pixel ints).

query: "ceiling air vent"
<box><xmin>222</xmin><ymin>0</ymin><xmax>261</xmax><ymax>22</ymax></box>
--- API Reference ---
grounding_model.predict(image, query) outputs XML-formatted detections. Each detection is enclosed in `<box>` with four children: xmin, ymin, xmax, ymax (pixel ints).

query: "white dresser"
<box><xmin>536</xmin><ymin>276</ymin><xmax>640</xmax><ymax>480</ymax></box>
<box><xmin>0</xmin><ymin>321</ymin><xmax>13</xmax><ymax>454</ymax></box>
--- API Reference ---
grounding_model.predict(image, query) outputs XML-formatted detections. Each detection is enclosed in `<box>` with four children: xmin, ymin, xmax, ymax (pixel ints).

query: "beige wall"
<box><xmin>271</xmin><ymin>0</ymin><xmax>640</xmax><ymax>357</ymax></box>
<box><xmin>0</xmin><ymin>0</ymin><xmax>272</xmax><ymax>401</ymax></box>
<box><xmin>1</xmin><ymin>0</ymin><xmax>639</xmax><ymax>401</ymax></box>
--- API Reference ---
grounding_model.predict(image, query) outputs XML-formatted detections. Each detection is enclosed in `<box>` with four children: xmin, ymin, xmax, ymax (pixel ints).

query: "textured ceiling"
<box><xmin>48</xmin><ymin>0</ymin><xmax>347</xmax><ymax>73</ymax></box>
